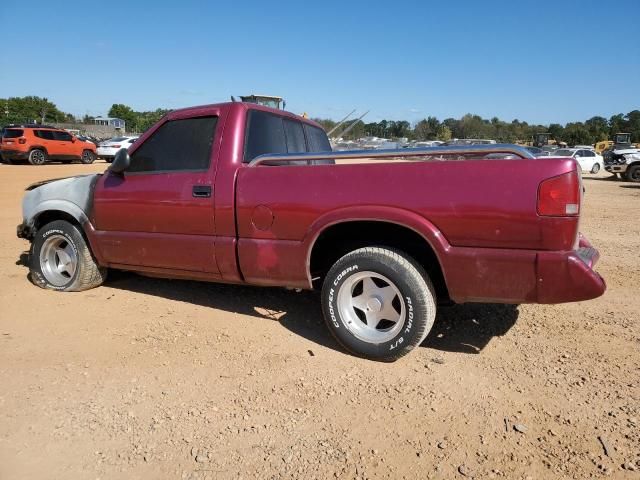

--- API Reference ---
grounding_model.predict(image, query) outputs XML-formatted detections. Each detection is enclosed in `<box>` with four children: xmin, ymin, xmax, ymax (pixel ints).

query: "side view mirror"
<box><xmin>71</xmin><ymin>136</ymin><xmax>77</xmax><ymax>143</ymax></box>
<box><xmin>109</xmin><ymin>149</ymin><xmax>130</xmax><ymax>175</ymax></box>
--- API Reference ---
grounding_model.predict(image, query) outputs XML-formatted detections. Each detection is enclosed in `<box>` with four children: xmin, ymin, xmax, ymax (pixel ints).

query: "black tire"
<box><xmin>28</xmin><ymin>149</ymin><xmax>47</xmax><ymax>165</ymax></box>
<box><xmin>590</xmin><ymin>163</ymin><xmax>601</xmax><ymax>174</ymax></box>
<box><xmin>29</xmin><ymin>220</ymin><xmax>107</xmax><ymax>291</ymax></box>
<box><xmin>626</xmin><ymin>165</ymin><xmax>640</xmax><ymax>183</ymax></box>
<box><xmin>321</xmin><ymin>247</ymin><xmax>436</xmax><ymax>361</ymax></box>
<box><xmin>80</xmin><ymin>150</ymin><xmax>96</xmax><ymax>164</ymax></box>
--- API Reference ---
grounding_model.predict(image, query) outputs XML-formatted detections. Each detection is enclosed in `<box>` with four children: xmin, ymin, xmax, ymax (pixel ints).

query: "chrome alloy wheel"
<box><xmin>30</xmin><ymin>150</ymin><xmax>46</xmax><ymax>165</ymax></box>
<box><xmin>337</xmin><ymin>271</ymin><xmax>406</xmax><ymax>344</ymax></box>
<box><xmin>39</xmin><ymin>234</ymin><xmax>77</xmax><ymax>286</ymax></box>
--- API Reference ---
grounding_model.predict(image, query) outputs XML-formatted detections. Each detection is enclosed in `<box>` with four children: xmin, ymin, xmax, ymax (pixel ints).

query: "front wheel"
<box><xmin>627</xmin><ymin>165</ymin><xmax>640</xmax><ymax>183</ymax></box>
<box><xmin>321</xmin><ymin>247</ymin><xmax>436</xmax><ymax>361</ymax></box>
<box><xmin>590</xmin><ymin>163</ymin><xmax>601</xmax><ymax>174</ymax></box>
<box><xmin>80</xmin><ymin>150</ymin><xmax>96</xmax><ymax>164</ymax></box>
<box><xmin>29</xmin><ymin>220</ymin><xmax>107</xmax><ymax>291</ymax></box>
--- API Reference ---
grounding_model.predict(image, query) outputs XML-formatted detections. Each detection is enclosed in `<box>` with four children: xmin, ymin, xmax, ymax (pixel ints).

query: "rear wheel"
<box><xmin>321</xmin><ymin>247</ymin><xmax>436</xmax><ymax>361</ymax></box>
<box><xmin>28</xmin><ymin>149</ymin><xmax>47</xmax><ymax>165</ymax></box>
<box><xmin>80</xmin><ymin>150</ymin><xmax>96</xmax><ymax>164</ymax></box>
<box><xmin>590</xmin><ymin>163</ymin><xmax>601</xmax><ymax>174</ymax></box>
<box><xmin>627</xmin><ymin>165</ymin><xmax>640</xmax><ymax>183</ymax></box>
<box><xmin>29</xmin><ymin>220</ymin><xmax>107</xmax><ymax>291</ymax></box>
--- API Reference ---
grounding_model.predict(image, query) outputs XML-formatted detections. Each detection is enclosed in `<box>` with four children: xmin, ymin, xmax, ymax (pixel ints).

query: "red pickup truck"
<box><xmin>17</xmin><ymin>102</ymin><xmax>606</xmax><ymax>361</ymax></box>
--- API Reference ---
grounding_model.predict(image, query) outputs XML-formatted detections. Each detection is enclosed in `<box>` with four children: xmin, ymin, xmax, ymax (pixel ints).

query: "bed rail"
<box><xmin>248</xmin><ymin>143</ymin><xmax>535</xmax><ymax>167</ymax></box>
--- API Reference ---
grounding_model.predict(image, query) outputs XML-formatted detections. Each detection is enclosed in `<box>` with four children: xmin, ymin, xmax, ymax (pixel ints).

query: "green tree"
<box><xmin>562</xmin><ymin>123</ymin><xmax>592</xmax><ymax>145</ymax></box>
<box><xmin>0</xmin><ymin>96</ymin><xmax>69</xmax><ymax>126</ymax></box>
<box><xmin>584</xmin><ymin>116</ymin><xmax>609</xmax><ymax>142</ymax></box>
<box><xmin>436</xmin><ymin>125</ymin><xmax>452</xmax><ymax>141</ymax></box>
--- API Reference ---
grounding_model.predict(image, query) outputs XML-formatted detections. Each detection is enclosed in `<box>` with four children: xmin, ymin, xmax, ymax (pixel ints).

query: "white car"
<box><xmin>97</xmin><ymin>136</ymin><xmax>138</xmax><ymax>162</ymax></box>
<box><xmin>553</xmin><ymin>148</ymin><xmax>604</xmax><ymax>174</ymax></box>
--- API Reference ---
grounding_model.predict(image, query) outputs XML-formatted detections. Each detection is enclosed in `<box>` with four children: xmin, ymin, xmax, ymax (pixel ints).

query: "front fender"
<box><xmin>21</xmin><ymin>174</ymin><xmax>100</xmax><ymax>227</ymax></box>
<box><xmin>27</xmin><ymin>199</ymin><xmax>89</xmax><ymax>227</ymax></box>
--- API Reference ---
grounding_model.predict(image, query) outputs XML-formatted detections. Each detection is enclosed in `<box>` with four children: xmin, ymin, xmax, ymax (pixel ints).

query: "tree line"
<box><xmin>0</xmin><ymin>96</ymin><xmax>169</xmax><ymax>133</ymax></box>
<box><xmin>1</xmin><ymin>96</ymin><xmax>638</xmax><ymax>145</ymax></box>
<box><xmin>314</xmin><ymin>110</ymin><xmax>640</xmax><ymax>145</ymax></box>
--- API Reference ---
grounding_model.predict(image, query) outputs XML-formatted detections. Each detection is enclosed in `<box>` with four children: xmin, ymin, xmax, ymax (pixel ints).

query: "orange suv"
<box><xmin>0</xmin><ymin>124</ymin><xmax>97</xmax><ymax>165</ymax></box>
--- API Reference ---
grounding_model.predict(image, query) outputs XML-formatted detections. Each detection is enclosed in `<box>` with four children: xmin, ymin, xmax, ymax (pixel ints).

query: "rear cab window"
<box><xmin>244</xmin><ymin>109</ymin><xmax>333</xmax><ymax>165</ymax></box>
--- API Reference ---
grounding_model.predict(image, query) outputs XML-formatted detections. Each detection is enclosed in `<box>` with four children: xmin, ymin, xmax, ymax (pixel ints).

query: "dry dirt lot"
<box><xmin>0</xmin><ymin>162</ymin><xmax>638</xmax><ymax>480</ymax></box>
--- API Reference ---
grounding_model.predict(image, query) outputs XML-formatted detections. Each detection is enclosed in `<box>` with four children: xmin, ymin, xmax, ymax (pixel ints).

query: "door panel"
<box><xmin>91</xmin><ymin>113</ymin><xmax>222</xmax><ymax>274</ymax></box>
<box><xmin>93</xmin><ymin>171</ymin><xmax>218</xmax><ymax>272</ymax></box>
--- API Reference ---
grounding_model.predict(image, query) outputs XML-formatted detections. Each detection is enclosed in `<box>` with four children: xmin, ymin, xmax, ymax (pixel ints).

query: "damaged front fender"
<box><xmin>19</xmin><ymin>174</ymin><xmax>101</xmax><ymax>238</ymax></box>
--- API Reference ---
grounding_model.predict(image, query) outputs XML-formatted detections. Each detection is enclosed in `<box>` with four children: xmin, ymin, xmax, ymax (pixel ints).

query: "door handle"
<box><xmin>192</xmin><ymin>185</ymin><xmax>212</xmax><ymax>198</ymax></box>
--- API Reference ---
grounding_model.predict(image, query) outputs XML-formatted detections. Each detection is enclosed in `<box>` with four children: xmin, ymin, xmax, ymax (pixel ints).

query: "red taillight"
<box><xmin>18</xmin><ymin>137</ymin><xmax>27</xmax><ymax>144</ymax></box>
<box><xmin>111</xmin><ymin>144</ymin><xmax>121</xmax><ymax>148</ymax></box>
<box><xmin>537</xmin><ymin>170</ymin><xmax>580</xmax><ymax>216</ymax></box>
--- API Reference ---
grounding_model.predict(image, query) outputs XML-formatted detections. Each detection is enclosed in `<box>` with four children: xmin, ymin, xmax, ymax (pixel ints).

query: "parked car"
<box><xmin>97</xmin><ymin>136</ymin><xmax>138</xmax><ymax>162</ymax></box>
<box><xmin>552</xmin><ymin>148</ymin><xmax>604</xmax><ymax>173</ymax></box>
<box><xmin>604</xmin><ymin>147</ymin><xmax>640</xmax><ymax>182</ymax></box>
<box><xmin>76</xmin><ymin>135</ymin><xmax>98</xmax><ymax>146</ymax></box>
<box><xmin>0</xmin><ymin>125</ymin><xmax>97</xmax><ymax>165</ymax></box>
<box><xmin>524</xmin><ymin>146</ymin><xmax>551</xmax><ymax>157</ymax></box>
<box><xmin>16</xmin><ymin>102</ymin><xmax>605</xmax><ymax>361</ymax></box>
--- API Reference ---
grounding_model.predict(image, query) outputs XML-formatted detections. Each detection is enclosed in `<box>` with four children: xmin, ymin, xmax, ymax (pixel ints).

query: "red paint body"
<box><xmin>88</xmin><ymin>102</ymin><xmax>605</xmax><ymax>304</ymax></box>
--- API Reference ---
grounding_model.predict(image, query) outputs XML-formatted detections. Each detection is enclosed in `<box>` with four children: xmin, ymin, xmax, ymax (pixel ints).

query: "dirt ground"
<box><xmin>0</xmin><ymin>162</ymin><xmax>638</xmax><ymax>480</ymax></box>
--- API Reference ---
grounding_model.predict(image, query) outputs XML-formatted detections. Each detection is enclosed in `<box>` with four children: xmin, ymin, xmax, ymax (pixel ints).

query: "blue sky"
<box><xmin>1</xmin><ymin>0</ymin><xmax>638</xmax><ymax>124</ymax></box>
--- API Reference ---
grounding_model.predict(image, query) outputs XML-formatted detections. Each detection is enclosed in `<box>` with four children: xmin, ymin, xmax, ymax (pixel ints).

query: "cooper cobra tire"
<box><xmin>29</xmin><ymin>220</ymin><xmax>107</xmax><ymax>291</ymax></box>
<box><xmin>321</xmin><ymin>247</ymin><xmax>436</xmax><ymax>361</ymax></box>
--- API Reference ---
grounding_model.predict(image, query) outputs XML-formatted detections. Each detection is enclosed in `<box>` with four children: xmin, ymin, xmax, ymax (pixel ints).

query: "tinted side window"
<box><xmin>35</xmin><ymin>130</ymin><xmax>55</xmax><ymax>140</ymax></box>
<box><xmin>52</xmin><ymin>131</ymin><xmax>73</xmax><ymax>141</ymax></box>
<box><xmin>244</xmin><ymin>110</ymin><xmax>287</xmax><ymax>162</ymax></box>
<box><xmin>283</xmin><ymin>119</ymin><xmax>306</xmax><ymax>153</ymax></box>
<box><xmin>128</xmin><ymin>116</ymin><xmax>217</xmax><ymax>173</ymax></box>
<box><xmin>304</xmin><ymin>124</ymin><xmax>334</xmax><ymax>165</ymax></box>
<box><xmin>304</xmin><ymin>125</ymin><xmax>332</xmax><ymax>152</ymax></box>
<box><xmin>585</xmin><ymin>150</ymin><xmax>595</xmax><ymax>157</ymax></box>
<box><xmin>3</xmin><ymin>129</ymin><xmax>24</xmax><ymax>138</ymax></box>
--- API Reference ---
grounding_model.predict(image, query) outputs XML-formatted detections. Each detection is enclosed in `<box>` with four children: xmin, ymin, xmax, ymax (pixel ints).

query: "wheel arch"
<box><xmin>29</xmin><ymin>145</ymin><xmax>48</xmax><ymax>155</ymax></box>
<box><xmin>305</xmin><ymin>207</ymin><xmax>451</xmax><ymax>301</ymax></box>
<box><xmin>29</xmin><ymin>206</ymin><xmax>105</xmax><ymax>266</ymax></box>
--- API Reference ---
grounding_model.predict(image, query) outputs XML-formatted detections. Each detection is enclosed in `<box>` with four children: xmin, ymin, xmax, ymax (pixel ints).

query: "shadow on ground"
<box><xmin>100</xmin><ymin>271</ymin><xmax>518</xmax><ymax>356</ymax></box>
<box><xmin>14</xmin><ymin>255</ymin><xmax>520</xmax><ymax>356</ymax></box>
<box><xmin>619</xmin><ymin>184</ymin><xmax>640</xmax><ymax>189</ymax></box>
<box><xmin>423</xmin><ymin>303</ymin><xmax>519</xmax><ymax>354</ymax></box>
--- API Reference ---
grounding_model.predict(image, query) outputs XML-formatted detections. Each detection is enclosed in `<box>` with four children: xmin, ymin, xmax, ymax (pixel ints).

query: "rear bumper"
<box><xmin>443</xmin><ymin>234</ymin><xmax>606</xmax><ymax>304</ymax></box>
<box><xmin>0</xmin><ymin>149</ymin><xmax>29</xmax><ymax>160</ymax></box>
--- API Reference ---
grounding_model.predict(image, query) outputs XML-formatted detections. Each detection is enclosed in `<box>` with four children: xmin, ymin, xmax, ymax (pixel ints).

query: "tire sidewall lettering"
<box><xmin>35</xmin><ymin>227</ymin><xmax>79</xmax><ymax>289</ymax></box>
<box><xmin>325</xmin><ymin>260</ymin><xmax>421</xmax><ymax>352</ymax></box>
